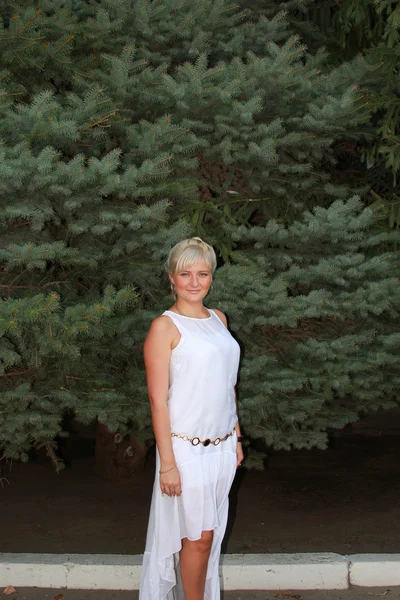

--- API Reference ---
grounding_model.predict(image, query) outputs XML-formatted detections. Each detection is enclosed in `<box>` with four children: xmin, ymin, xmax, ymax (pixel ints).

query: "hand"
<box><xmin>160</xmin><ymin>464</ymin><xmax>181</xmax><ymax>497</ymax></box>
<box><xmin>236</xmin><ymin>441</ymin><xmax>244</xmax><ymax>468</ymax></box>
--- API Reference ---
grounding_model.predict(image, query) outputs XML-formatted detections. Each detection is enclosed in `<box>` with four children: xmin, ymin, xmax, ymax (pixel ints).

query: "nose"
<box><xmin>190</xmin><ymin>274</ymin><xmax>199</xmax><ymax>287</ymax></box>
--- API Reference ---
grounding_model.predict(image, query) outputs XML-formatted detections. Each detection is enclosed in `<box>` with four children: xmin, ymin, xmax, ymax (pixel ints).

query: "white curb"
<box><xmin>221</xmin><ymin>553</ymin><xmax>348</xmax><ymax>590</ymax></box>
<box><xmin>0</xmin><ymin>552</ymin><xmax>399</xmax><ymax>590</ymax></box>
<box><xmin>349</xmin><ymin>554</ymin><xmax>400</xmax><ymax>587</ymax></box>
<box><xmin>0</xmin><ymin>554</ymin><xmax>142</xmax><ymax>590</ymax></box>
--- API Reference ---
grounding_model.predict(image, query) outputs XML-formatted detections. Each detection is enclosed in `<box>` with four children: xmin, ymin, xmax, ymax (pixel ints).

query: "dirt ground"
<box><xmin>6</xmin><ymin>588</ymin><xmax>400</xmax><ymax>600</ymax></box>
<box><xmin>1</xmin><ymin>433</ymin><xmax>400</xmax><ymax>556</ymax></box>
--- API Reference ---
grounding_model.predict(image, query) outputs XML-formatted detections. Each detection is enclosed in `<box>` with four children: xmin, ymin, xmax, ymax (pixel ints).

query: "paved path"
<box><xmin>6</xmin><ymin>588</ymin><xmax>400</xmax><ymax>600</ymax></box>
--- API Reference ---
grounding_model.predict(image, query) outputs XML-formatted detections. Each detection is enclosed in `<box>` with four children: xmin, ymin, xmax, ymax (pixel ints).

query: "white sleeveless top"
<box><xmin>162</xmin><ymin>309</ymin><xmax>240</xmax><ymax>440</ymax></box>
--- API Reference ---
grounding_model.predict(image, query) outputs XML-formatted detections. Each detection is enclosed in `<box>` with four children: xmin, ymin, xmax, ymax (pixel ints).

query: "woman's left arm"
<box><xmin>234</xmin><ymin>389</ymin><xmax>244</xmax><ymax>467</ymax></box>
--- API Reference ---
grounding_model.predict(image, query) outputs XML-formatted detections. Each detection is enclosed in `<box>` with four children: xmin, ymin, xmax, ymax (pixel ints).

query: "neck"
<box><xmin>174</xmin><ymin>301</ymin><xmax>209</xmax><ymax>318</ymax></box>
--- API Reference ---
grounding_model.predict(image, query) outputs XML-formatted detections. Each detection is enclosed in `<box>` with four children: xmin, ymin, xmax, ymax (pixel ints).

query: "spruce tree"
<box><xmin>211</xmin><ymin>197</ymin><xmax>400</xmax><ymax>462</ymax></box>
<box><xmin>260</xmin><ymin>0</ymin><xmax>400</xmax><ymax>230</ymax></box>
<box><xmin>0</xmin><ymin>0</ymin><xmax>398</xmax><ymax>474</ymax></box>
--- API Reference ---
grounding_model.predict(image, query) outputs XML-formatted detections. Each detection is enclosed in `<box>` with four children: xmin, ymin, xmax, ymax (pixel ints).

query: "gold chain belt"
<box><xmin>171</xmin><ymin>429</ymin><xmax>234</xmax><ymax>447</ymax></box>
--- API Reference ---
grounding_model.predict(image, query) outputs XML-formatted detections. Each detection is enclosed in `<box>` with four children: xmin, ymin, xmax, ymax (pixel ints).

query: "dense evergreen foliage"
<box><xmin>215</xmin><ymin>197</ymin><xmax>399</xmax><ymax>455</ymax></box>
<box><xmin>260</xmin><ymin>0</ymin><xmax>400</xmax><ymax>229</ymax></box>
<box><xmin>0</xmin><ymin>0</ymin><xmax>399</xmax><ymax>470</ymax></box>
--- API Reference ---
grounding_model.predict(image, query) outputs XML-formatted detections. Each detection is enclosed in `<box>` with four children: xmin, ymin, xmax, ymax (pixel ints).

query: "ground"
<box><xmin>1</xmin><ymin>434</ymin><xmax>399</xmax><ymax>555</ymax></box>
<box><xmin>5</xmin><ymin>588</ymin><xmax>400</xmax><ymax>600</ymax></box>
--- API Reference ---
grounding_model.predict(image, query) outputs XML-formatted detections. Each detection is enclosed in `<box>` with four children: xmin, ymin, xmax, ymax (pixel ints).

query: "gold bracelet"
<box><xmin>160</xmin><ymin>463</ymin><xmax>176</xmax><ymax>474</ymax></box>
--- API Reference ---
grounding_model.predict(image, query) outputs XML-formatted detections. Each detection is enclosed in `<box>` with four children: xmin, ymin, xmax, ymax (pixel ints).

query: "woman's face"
<box><xmin>169</xmin><ymin>261</ymin><xmax>212</xmax><ymax>303</ymax></box>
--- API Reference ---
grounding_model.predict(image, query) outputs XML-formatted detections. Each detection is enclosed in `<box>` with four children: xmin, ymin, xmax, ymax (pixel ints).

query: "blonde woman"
<box><xmin>140</xmin><ymin>237</ymin><xmax>243</xmax><ymax>600</ymax></box>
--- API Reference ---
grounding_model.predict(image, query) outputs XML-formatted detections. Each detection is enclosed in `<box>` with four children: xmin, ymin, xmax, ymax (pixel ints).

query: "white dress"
<box><xmin>139</xmin><ymin>309</ymin><xmax>241</xmax><ymax>600</ymax></box>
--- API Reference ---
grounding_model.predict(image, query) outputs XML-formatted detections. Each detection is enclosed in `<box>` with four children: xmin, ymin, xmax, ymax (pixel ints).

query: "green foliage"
<box><xmin>318</xmin><ymin>0</ymin><xmax>400</xmax><ymax>186</ymax></box>
<box><xmin>0</xmin><ymin>0</ymin><xmax>370</xmax><ymax>236</ymax></box>
<box><xmin>261</xmin><ymin>0</ymin><xmax>400</xmax><ymax>229</ymax></box>
<box><xmin>210</xmin><ymin>197</ymin><xmax>400</xmax><ymax>452</ymax></box>
<box><xmin>0</xmin><ymin>197</ymin><xmax>191</xmax><ymax>460</ymax></box>
<box><xmin>0</xmin><ymin>0</ymin><xmax>398</xmax><ymax>465</ymax></box>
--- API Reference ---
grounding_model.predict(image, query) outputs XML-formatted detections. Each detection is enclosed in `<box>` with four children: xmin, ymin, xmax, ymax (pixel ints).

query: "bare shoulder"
<box><xmin>147</xmin><ymin>314</ymin><xmax>176</xmax><ymax>337</ymax></box>
<box><xmin>151</xmin><ymin>314</ymin><xmax>175</xmax><ymax>329</ymax></box>
<box><xmin>144</xmin><ymin>316</ymin><xmax>179</xmax><ymax>375</ymax></box>
<box><xmin>211</xmin><ymin>308</ymin><xmax>228</xmax><ymax>327</ymax></box>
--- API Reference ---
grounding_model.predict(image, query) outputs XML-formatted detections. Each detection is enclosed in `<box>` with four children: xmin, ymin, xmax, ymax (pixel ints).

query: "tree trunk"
<box><xmin>94</xmin><ymin>423</ymin><xmax>149</xmax><ymax>480</ymax></box>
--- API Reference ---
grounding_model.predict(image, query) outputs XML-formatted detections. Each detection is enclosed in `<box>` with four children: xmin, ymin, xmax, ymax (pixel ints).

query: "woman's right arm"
<box><xmin>144</xmin><ymin>316</ymin><xmax>181</xmax><ymax>497</ymax></box>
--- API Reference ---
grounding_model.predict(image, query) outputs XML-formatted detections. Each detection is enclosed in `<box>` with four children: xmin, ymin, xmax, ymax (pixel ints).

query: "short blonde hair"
<box><xmin>166</xmin><ymin>237</ymin><xmax>217</xmax><ymax>274</ymax></box>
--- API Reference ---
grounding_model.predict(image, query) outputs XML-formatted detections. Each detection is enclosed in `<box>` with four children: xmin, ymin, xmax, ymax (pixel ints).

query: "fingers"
<box><xmin>160</xmin><ymin>476</ymin><xmax>182</xmax><ymax>497</ymax></box>
<box><xmin>160</xmin><ymin>467</ymin><xmax>181</xmax><ymax>497</ymax></box>
<box><xmin>161</xmin><ymin>485</ymin><xmax>181</xmax><ymax>497</ymax></box>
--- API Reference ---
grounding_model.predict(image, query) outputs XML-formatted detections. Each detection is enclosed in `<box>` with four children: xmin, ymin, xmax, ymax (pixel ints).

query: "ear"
<box><xmin>168</xmin><ymin>272</ymin><xmax>175</xmax><ymax>284</ymax></box>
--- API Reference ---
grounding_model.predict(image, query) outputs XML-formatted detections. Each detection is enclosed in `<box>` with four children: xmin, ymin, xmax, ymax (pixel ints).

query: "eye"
<box><xmin>199</xmin><ymin>272</ymin><xmax>209</xmax><ymax>277</ymax></box>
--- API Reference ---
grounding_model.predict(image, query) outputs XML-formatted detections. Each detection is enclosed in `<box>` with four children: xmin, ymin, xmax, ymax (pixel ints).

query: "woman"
<box><xmin>140</xmin><ymin>237</ymin><xmax>243</xmax><ymax>600</ymax></box>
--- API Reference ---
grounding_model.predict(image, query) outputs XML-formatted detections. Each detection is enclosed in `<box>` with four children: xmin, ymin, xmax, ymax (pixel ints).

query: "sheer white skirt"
<box><xmin>139</xmin><ymin>432</ymin><xmax>237</xmax><ymax>600</ymax></box>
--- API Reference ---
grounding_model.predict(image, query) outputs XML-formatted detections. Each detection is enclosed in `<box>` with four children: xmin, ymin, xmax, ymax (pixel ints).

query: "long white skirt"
<box><xmin>139</xmin><ymin>432</ymin><xmax>237</xmax><ymax>600</ymax></box>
